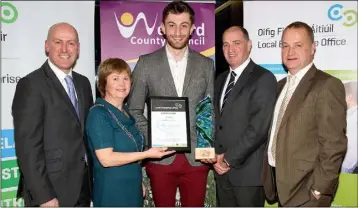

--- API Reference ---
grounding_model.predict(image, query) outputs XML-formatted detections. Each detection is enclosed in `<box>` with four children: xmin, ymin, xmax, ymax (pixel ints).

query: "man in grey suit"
<box><xmin>127</xmin><ymin>1</ymin><xmax>214</xmax><ymax>207</ymax></box>
<box><xmin>204</xmin><ymin>26</ymin><xmax>276</xmax><ymax>207</ymax></box>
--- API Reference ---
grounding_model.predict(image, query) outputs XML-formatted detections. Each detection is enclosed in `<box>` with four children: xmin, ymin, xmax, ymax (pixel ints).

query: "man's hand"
<box><xmin>144</xmin><ymin>147</ymin><xmax>176</xmax><ymax>159</ymax></box>
<box><xmin>40</xmin><ymin>198</ymin><xmax>59</xmax><ymax>207</ymax></box>
<box><xmin>213</xmin><ymin>154</ymin><xmax>230</xmax><ymax>175</ymax></box>
<box><xmin>216</xmin><ymin>154</ymin><xmax>224</xmax><ymax>164</ymax></box>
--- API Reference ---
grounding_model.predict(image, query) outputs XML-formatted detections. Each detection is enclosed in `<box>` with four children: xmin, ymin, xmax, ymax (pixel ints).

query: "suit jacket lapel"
<box><xmin>182</xmin><ymin>49</ymin><xmax>194</xmax><ymax>96</ymax></box>
<box><xmin>221</xmin><ymin>60</ymin><xmax>254</xmax><ymax>115</ymax></box>
<box><xmin>215</xmin><ymin>71</ymin><xmax>229</xmax><ymax>118</ymax></box>
<box><xmin>73</xmin><ymin>73</ymin><xmax>85</xmax><ymax>131</ymax></box>
<box><xmin>267</xmin><ymin>78</ymin><xmax>287</xmax><ymax>141</ymax></box>
<box><xmin>42</xmin><ymin>61</ymin><xmax>81</xmax><ymax>125</ymax></box>
<box><xmin>280</xmin><ymin>65</ymin><xmax>317</xmax><ymax>127</ymax></box>
<box><xmin>157</xmin><ymin>47</ymin><xmax>178</xmax><ymax>96</ymax></box>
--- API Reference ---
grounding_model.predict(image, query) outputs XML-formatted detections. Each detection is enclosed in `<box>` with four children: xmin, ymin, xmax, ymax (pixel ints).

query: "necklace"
<box><xmin>107</xmin><ymin>108</ymin><xmax>144</xmax><ymax>152</ymax></box>
<box><xmin>91</xmin><ymin>104</ymin><xmax>144</xmax><ymax>152</ymax></box>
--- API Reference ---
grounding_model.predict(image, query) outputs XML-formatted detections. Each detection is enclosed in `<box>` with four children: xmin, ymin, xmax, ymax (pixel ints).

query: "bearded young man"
<box><xmin>127</xmin><ymin>1</ymin><xmax>215</xmax><ymax>206</ymax></box>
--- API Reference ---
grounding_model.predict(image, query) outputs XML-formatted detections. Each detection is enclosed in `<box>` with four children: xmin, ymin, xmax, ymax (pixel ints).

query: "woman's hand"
<box><xmin>142</xmin><ymin>183</ymin><xmax>146</xmax><ymax>198</ymax></box>
<box><xmin>144</xmin><ymin>147</ymin><xmax>176</xmax><ymax>159</ymax></box>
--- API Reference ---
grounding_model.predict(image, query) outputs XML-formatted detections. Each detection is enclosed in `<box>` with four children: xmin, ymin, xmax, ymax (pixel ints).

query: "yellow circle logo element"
<box><xmin>120</xmin><ymin>12</ymin><xmax>134</xmax><ymax>26</ymax></box>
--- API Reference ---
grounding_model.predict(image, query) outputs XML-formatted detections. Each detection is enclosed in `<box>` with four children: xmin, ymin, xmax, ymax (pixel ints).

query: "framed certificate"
<box><xmin>148</xmin><ymin>96</ymin><xmax>191</xmax><ymax>152</ymax></box>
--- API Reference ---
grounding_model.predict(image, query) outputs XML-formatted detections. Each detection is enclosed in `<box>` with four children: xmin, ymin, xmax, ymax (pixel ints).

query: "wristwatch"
<box><xmin>223</xmin><ymin>159</ymin><xmax>230</xmax><ymax>167</ymax></box>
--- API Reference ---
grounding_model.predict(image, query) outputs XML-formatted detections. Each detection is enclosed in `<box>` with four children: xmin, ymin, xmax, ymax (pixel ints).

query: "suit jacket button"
<box><xmin>219</xmin><ymin>144</ymin><xmax>223</xmax><ymax>148</ymax></box>
<box><xmin>80</xmin><ymin>157</ymin><xmax>85</xmax><ymax>161</ymax></box>
<box><xmin>219</xmin><ymin>125</ymin><xmax>223</xmax><ymax>130</ymax></box>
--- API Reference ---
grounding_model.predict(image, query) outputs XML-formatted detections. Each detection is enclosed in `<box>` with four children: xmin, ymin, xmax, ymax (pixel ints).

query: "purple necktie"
<box><xmin>64</xmin><ymin>75</ymin><xmax>79</xmax><ymax>118</ymax></box>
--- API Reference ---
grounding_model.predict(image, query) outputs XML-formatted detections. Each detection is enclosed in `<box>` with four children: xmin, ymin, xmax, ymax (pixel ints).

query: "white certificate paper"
<box><xmin>148</xmin><ymin>97</ymin><xmax>191</xmax><ymax>152</ymax></box>
<box><xmin>151</xmin><ymin>111</ymin><xmax>187</xmax><ymax>147</ymax></box>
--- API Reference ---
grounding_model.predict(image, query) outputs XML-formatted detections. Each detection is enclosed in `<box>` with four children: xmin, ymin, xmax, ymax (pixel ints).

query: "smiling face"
<box><xmin>222</xmin><ymin>28</ymin><xmax>252</xmax><ymax>69</ymax></box>
<box><xmin>281</xmin><ymin>27</ymin><xmax>315</xmax><ymax>74</ymax></box>
<box><xmin>45</xmin><ymin>23</ymin><xmax>80</xmax><ymax>73</ymax></box>
<box><xmin>105</xmin><ymin>71</ymin><xmax>131</xmax><ymax>101</ymax></box>
<box><xmin>161</xmin><ymin>12</ymin><xmax>195</xmax><ymax>50</ymax></box>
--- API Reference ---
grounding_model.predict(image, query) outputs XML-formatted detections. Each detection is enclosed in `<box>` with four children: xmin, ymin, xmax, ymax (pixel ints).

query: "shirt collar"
<box><xmin>47</xmin><ymin>59</ymin><xmax>73</xmax><ymax>80</ymax></box>
<box><xmin>165</xmin><ymin>44</ymin><xmax>189</xmax><ymax>62</ymax></box>
<box><xmin>229</xmin><ymin>57</ymin><xmax>251</xmax><ymax>75</ymax></box>
<box><xmin>288</xmin><ymin>62</ymin><xmax>313</xmax><ymax>82</ymax></box>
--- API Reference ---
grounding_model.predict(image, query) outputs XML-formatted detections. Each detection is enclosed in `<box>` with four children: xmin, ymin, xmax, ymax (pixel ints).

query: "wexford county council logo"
<box><xmin>113</xmin><ymin>11</ymin><xmax>205</xmax><ymax>46</ymax></box>
<box><xmin>114</xmin><ymin>12</ymin><xmax>158</xmax><ymax>38</ymax></box>
<box><xmin>328</xmin><ymin>4</ymin><xmax>357</xmax><ymax>27</ymax></box>
<box><xmin>0</xmin><ymin>2</ymin><xmax>18</xmax><ymax>24</ymax></box>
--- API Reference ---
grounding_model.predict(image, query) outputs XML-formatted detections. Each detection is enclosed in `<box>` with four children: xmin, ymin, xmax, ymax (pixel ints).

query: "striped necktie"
<box><xmin>221</xmin><ymin>71</ymin><xmax>237</xmax><ymax>113</ymax></box>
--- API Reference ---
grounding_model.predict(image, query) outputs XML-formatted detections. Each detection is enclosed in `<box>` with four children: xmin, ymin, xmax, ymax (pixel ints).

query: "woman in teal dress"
<box><xmin>86</xmin><ymin>58</ymin><xmax>175</xmax><ymax>207</ymax></box>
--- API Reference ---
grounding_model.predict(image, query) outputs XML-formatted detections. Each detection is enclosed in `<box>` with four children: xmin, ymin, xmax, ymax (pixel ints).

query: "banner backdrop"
<box><xmin>100</xmin><ymin>1</ymin><xmax>215</xmax><ymax>206</ymax></box>
<box><xmin>100</xmin><ymin>1</ymin><xmax>215</xmax><ymax>69</ymax></box>
<box><xmin>1</xmin><ymin>1</ymin><xmax>95</xmax><ymax>207</ymax></box>
<box><xmin>244</xmin><ymin>1</ymin><xmax>357</xmax><ymax>207</ymax></box>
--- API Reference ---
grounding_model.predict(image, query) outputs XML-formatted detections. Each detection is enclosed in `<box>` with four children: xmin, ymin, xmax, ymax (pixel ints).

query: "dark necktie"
<box><xmin>221</xmin><ymin>71</ymin><xmax>236</xmax><ymax>113</ymax></box>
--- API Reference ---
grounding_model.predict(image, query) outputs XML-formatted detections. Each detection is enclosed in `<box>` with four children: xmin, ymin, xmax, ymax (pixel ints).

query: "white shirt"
<box><xmin>166</xmin><ymin>45</ymin><xmax>189</xmax><ymax>97</ymax></box>
<box><xmin>341</xmin><ymin>106</ymin><xmax>358</xmax><ymax>173</ymax></box>
<box><xmin>220</xmin><ymin>57</ymin><xmax>251</xmax><ymax>109</ymax></box>
<box><xmin>48</xmin><ymin>59</ymin><xmax>77</xmax><ymax>98</ymax></box>
<box><xmin>268</xmin><ymin>62</ymin><xmax>313</xmax><ymax>167</ymax></box>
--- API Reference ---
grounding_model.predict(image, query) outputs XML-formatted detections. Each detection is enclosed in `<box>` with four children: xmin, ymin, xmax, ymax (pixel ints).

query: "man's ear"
<box><xmin>160</xmin><ymin>23</ymin><xmax>166</xmax><ymax>35</ymax></box>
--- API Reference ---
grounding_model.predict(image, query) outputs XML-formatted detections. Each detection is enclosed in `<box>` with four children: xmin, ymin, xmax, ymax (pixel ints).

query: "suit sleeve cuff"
<box><xmin>214</xmin><ymin>143</ymin><xmax>225</xmax><ymax>154</ymax></box>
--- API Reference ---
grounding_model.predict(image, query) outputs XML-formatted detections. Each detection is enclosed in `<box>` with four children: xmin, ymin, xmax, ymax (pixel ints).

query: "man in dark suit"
<box><xmin>12</xmin><ymin>22</ymin><xmax>93</xmax><ymax>207</ymax></box>
<box><xmin>204</xmin><ymin>26</ymin><xmax>277</xmax><ymax>206</ymax></box>
<box><xmin>127</xmin><ymin>1</ymin><xmax>214</xmax><ymax>206</ymax></box>
<box><xmin>262</xmin><ymin>21</ymin><xmax>347</xmax><ymax>207</ymax></box>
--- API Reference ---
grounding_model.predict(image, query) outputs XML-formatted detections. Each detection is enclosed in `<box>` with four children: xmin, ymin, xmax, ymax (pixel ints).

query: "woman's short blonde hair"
<box><xmin>97</xmin><ymin>58</ymin><xmax>131</xmax><ymax>98</ymax></box>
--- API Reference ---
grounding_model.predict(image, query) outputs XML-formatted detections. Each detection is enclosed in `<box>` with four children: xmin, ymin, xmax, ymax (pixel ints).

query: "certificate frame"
<box><xmin>148</xmin><ymin>96</ymin><xmax>191</xmax><ymax>152</ymax></box>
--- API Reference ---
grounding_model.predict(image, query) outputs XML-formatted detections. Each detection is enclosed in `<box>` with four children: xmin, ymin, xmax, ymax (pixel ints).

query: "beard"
<box><xmin>166</xmin><ymin>36</ymin><xmax>191</xmax><ymax>50</ymax></box>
